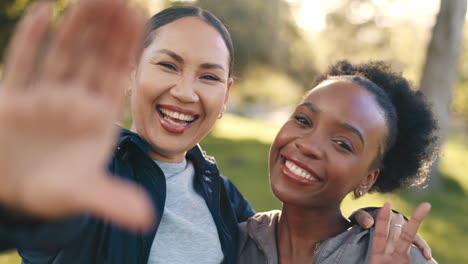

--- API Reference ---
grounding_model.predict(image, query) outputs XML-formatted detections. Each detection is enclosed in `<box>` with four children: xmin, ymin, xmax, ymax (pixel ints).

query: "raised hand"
<box><xmin>0</xmin><ymin>0</ymin><xmax>154</xmax><ymax>231</ymax></box>
<box><xmin>353</xmin><ymin>208</ymin><xmax>432</xmax><ymax>260</ymax></box>
<box><xmin>369</xmin><ymin>202</ymin><xmax>434</xmax><ymax>264</ymax></box>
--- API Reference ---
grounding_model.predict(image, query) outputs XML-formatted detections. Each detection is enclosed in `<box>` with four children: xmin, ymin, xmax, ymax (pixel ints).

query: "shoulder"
<box><xmin>247</xmin><ymin>210</ymin><xmax>281</xmax><ymax>225</ymax></box>
<box><xmin>237</xmin><ymin>211</ymin><xmax>281</xmax><ymax>264</ymax></box>
<box><xmin>365</xmin><ymin>227</ymin><xmax>436</xmax><ymax>264</ymax></box>
<box><xmin>409</xmin><ymin>246</ymin><xmax>438</xmax><ymax>264</ymax></box>
<box><xmin>238</xmin><ymin>210</ymin><xmax>280</xmax><ymax>242</ymax></box>
<box><xmin>238</xmin><ymin>211</ymin><xmax>280</xmax><ymax>246</ymax></box>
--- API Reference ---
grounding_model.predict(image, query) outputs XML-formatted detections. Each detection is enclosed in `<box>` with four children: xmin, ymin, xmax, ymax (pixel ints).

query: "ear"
<box><xmin>221</xmin><ymin>78</ymin><xmax>233</xmax><ymax>111</ymax></box>
<box><xmin>126</xmin><ymin>65</ymin><xmax>138</xmax><ymax>97</ymax></box>
<box><xmin>354</xmin><ymin>169</ymin><xmax>380</xmax><ymax>198</ymax></box>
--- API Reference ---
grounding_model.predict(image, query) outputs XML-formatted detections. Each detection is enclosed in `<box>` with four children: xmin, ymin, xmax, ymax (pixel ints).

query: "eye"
<box><xmin>334</xmin><ymin>140</ymin><xmax>353</xmax><ymax>153</ymax></box>
<box><xmin>294</xmin><ymin>115</ymin><xmax>311</xmax><ymax>127</ymax></box>
<box><xmin>201</xmin><ymin>74</ymin><xmax>220</xmax><ymax>81</ymax></box>
<box><xmin>158</xmin><ymin>62</ymin><xmax>177</xmax><ymax>71</ymax></box>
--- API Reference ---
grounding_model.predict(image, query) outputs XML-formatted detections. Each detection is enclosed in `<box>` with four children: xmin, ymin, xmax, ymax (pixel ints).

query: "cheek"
<box><xmin>269</xmin><ymin>125</ymin><xmax>292</xmax><ymax>162</ymax></box>
<box><xmin>329</xmin><ymin>158</ymin><xmax>369</xmax><ymax>189</ymax></box>
<box><xmin>200</xmin><ymin>85</ymin><xmax>228</xmax><ymax>114</ymax></box>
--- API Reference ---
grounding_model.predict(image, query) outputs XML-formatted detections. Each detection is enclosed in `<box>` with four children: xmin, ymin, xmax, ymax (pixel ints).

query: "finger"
<box><xmin>75</xmin><ymin>0</ymin><xmax>124</xmax><ymax>93</ymax></box>
<box><xmin>76</xmin><ymin>174</ymin><xmax>155</xmax><ymax>232</ymax></box>
<box><xmin>100</xmin><ymin>5</ymin><xmax>145</xmax><ymax>119</ymax></box>
<box><xmin>371</xmin><ymin>202</ymin><xmax>391</xmax><ymax>254</ymax></box>
<box><xmin>395</xmin><ymin>202</ymin><xmax>431</xmax><ymax>254</ymax></box>
<box><xmin>384</xmin><ymin>212</ymin><xmax>405</xmax><ymax>253</ymax></box>
<box><xmin>414</xmin><ymin>233</ymin><xmax>432</xmax><ymax>260</ymax></box>
<box><xmin>3</xmin><ymin>2</ymin><xmax>52</xmax><ymax>92</ymax></box>
<box><xmin>40</xmin><ymin>0</ymin><xmax>109</xmax><ymax>83</ymax></box>
<box><xmin>385</xmin><ymin>220</ymin><xmax>403</xmax><ymax>254</ymax></box>
<box><xmin>354</xmin><ymin>210</ymin><xmax>374</xmax><ymax>229</ymax></box>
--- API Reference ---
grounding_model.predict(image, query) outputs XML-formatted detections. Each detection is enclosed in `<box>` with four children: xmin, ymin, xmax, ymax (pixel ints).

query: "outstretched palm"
<box><xmin>0</xmin><ymin>0</ymin><xmax>153</xmax><ymax>231</ymax></box>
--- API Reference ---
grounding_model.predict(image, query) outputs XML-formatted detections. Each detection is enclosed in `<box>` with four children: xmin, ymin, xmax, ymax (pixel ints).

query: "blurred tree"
<box><xmin>0</xmin><ymin>0</ymin><xmax>32</xmax><ymax>61</ymax></box>
<box><xmin>419</xmin><ymin>0</ymin><xmax>467</xmax><ymax>189</ymax></box>
<box><xmin>315</xmin><ymin>0</ymin><xmax>394</xmax><ymax>67</ymax></box>
<box><xmin>452</xmin><ymin>27</ymin><xmax>468</xmax><ymax>120</ymax></box>
<box><xmin>0</xmin><ymin>0</ymin><xmax>69</xmax><ymax>62</ymax></box>
<box><xmin>312</xmin><ymin>0</ymin><xmax>434</xmax><ymax>82</ymax></box>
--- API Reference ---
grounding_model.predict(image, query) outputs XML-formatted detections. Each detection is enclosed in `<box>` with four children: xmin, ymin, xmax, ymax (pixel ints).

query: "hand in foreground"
<box><xmin>354</xmin><ymin>208</ymin><xmax>432</xmax><ymax>260</ymax></box>
<box><xmin>369</xmin><ymin>202</ymin><xmax>435</xmax><ymax>264</ymax></box>
<box><xmin>0</xmin><ymin>0</ymin><xmax>153</xmax><ymax>231</ymax></box>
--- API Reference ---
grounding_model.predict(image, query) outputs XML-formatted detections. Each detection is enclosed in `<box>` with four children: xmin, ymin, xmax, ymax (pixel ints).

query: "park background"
<box><xmin>1</xmin><ymin>0</ymin><xmax>467</xmax><ymax>263</ymax></box>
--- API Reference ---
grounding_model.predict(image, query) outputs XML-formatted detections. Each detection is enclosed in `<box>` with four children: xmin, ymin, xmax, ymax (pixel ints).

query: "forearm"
<box><xmin>0</xmin><ymin>205</ymin><xmax>89</xmax><ymax>250</ymax></box>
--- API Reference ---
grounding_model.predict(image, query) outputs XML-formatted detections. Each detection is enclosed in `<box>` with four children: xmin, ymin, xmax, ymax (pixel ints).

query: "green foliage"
<box><xmin>0</xmin><ymin>251</ymin><xmax>20</xmax><ymax>264</ymax></box>
<box><xmin>311</xmin><ymin>0</ymin><xmax>429</xmax><ymax>85</ymax></box>
<box><xmin>166</xmin><ymin>0</ymin><xmax>317</xmax><ymax>88</ymax></box>
<box><xmin>0</xmin><ymin>0</ymin><xmax>31</xmax><ymax>61</ymax></box>
<box><xmin>453</xmin><ymin>82</ymin><xmax>468</xmax><ymax>119</ymax></box>
<box><xmin>0</xmin><ymin>0</ymin><xmax>70</xmax><ymax>62</ymax></box>
<box><xmin>231</xmin><ymin>64</ymin><xmax>303</xmax><ymax>109</ymax></box>
<box><xmin>453</xmin><ymin>27</ymin><xmax>468</xmax><ymax>119</ymax></box>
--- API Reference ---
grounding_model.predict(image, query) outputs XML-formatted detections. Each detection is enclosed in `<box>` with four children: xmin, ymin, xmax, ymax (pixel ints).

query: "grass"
<box><xmin>1</xmin><ymin>113</ymin><xmax>467</xmax><ymax>263</ymax></box>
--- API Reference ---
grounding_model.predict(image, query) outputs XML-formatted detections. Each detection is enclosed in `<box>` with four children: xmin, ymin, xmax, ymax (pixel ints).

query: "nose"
<box><xmin>170</xmin><ymin>76</ymin><xmax>199</xmax><ymax>103</ymax></box>
<box><xmin>295</xmin><ymin>134</ymin><xmax>325</xmax><ymax>160</ymax></box>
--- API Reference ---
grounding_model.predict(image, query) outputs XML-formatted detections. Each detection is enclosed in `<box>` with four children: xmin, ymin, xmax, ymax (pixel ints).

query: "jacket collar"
<box><xmin>118</xmin><ymin>128</ymin><xmax>214</xmax><ymax>171</ymax></box>
<box><xmin>118</xmin><ymin>128</ymin><xmax>150</xmax><ymax>154</ymax></box>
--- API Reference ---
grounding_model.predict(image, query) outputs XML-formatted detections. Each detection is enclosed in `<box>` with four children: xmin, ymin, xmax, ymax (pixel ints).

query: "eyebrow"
<box><xmin>338</xmin><ymin>122</ymin><xmax>365</xmax><ymax>146</ymax></box>
<box><xmin>299</xmin><ymin>102</ymin><xmax>321</xmax><ymax>113</ymax></box>
<box><xmin>299</xmin><ymin>102</ymin><xmax>365</xmax><ymax>145</ymax></box>
<box><xmin>200</xmin><ymin>63</ymin><xmax>225</xmax><ymax>72</ymax></box>
<box><xmin>153</xmin><ymin>49</ymin><xmax>184</xmax><ymax>64</ymax></box>
<box><xmin>153</xmin><ymin>49</ymin><xmax>225</xmax><ymax>72</ymax></box>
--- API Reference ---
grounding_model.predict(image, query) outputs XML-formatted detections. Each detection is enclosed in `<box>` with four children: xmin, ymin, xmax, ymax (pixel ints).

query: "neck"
<box><xmin>276</xmin><ymin>203</ymin><xmax>350</xmax><ymax>264</ymax></box>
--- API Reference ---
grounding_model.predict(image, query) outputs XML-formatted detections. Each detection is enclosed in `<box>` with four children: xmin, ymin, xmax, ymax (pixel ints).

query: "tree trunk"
<box><xmin>418</xmin><ymin>0</ymin><xmax>467</xmax><ymax>189</ymax></box>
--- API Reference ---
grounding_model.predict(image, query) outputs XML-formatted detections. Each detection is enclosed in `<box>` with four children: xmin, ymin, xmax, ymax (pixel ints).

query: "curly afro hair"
<box><xmin>313</xmin><ymin>60</ymin><xmax>439</xmax><ymax>193</ymax></box>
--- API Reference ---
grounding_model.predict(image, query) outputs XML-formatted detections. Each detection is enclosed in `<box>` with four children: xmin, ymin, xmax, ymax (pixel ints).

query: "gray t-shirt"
<box><xmin>147</xmin><ymin>159</ymin><xmax>224</xmax><ymax>264</ymax></box>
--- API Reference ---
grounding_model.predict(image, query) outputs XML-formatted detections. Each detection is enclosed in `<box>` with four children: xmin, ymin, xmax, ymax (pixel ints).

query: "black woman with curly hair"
<box><xmin>237</xmin><ymin>61</ymin><xmax>439</xmax><ymax>264</ymax></box>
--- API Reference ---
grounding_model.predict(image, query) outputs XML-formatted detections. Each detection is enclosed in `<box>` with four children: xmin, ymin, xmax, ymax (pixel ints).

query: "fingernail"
<box><xmin>364</xmin><ymin>216</ymin><xmax>373</xmax><ymax>228</ymax></box>
<box><xmin>425</xmin><ymin>250</ymin><xmax>432</xmax><ymax>260</ymax></box>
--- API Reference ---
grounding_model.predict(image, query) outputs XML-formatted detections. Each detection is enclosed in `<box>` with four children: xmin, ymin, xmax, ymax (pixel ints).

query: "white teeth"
<box><xmin>164</xmin><ymin>116</ymin><xmax>183</xmax><ymax>126</ymax></box>
<box><xmin>285</xmin><ymin>160</ymin><xmax>318</xmax><ymax>181</ymax></box>
<box><xmin>159</xmin><ymin>107</ymin><xmax>195</xmax><ymax>122</ymax></box>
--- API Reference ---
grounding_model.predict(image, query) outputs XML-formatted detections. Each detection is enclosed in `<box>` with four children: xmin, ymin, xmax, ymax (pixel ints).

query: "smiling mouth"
<box><xmin>157</xmin><ymin>106</ymin><xmax>198</xmax><ymax>126</ymax></box>
<box><xmin>284</xmin><ymin>159</ymin><xmax>320</xmax><ymax>182</ymax></box>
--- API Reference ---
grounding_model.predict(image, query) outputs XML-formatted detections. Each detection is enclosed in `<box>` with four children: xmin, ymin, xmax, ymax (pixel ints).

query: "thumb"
<box><xmin>354</xmin><ymin>210</ymin><xmax>374</xmax><ymax>229</ymax></box>
<box><xmin>76</xmin><ymin>174</ymin><xmax>156</xmax><ymax>232</ymax></box>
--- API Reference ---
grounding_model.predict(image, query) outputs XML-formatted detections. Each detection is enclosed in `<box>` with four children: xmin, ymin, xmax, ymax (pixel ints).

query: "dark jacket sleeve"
<box><xmin>0</xmin><ymin>155</ymin><xmax>124</xmax><ymax>252</ymax></box>
<box><xmin>221</xmin><ymin>176</ymin><xmax>255</xmax><ymax>222</ymax></box>
<box><xmin>0</xmin><ymin>204</ymin><xmax>89</xmax><ymax>251</ymax></box>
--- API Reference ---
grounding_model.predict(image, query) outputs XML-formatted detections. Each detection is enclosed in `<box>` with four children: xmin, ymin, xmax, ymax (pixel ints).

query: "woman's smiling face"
<box><xmin>130</xmin><ymin>16</ymin><xmax>232</xmax><ymax>162</ymax></box>
<box><xmin>269</xmin><ymin>80</ymin><xmax>387</xmax><ymax>208</ymax></box>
